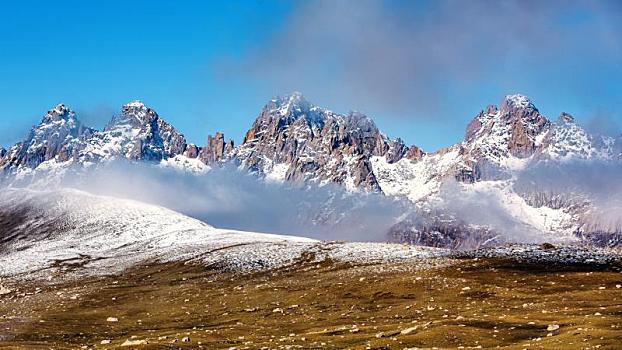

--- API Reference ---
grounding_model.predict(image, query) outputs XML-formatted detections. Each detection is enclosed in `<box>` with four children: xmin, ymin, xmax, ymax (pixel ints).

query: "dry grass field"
<box><xmin>1</xmin><ymin>257</ymin><xmax>621</xmax><ymax>349</ymax></box>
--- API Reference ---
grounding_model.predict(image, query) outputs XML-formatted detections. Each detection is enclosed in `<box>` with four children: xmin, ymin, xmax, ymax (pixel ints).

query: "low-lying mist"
<box><xmin>3</xmin><ymin>157</ymin><xmax>621</xmax><ymax>247</ymax></box>
<box><xmin>66</xmin><ymin>162</ymin><xmax>408</xmax><ymax>242</ymax></box>
<box><xmin>515</xmin><ymin>161</ymin><xmax>622</xmax><ymax>235</ymax></box>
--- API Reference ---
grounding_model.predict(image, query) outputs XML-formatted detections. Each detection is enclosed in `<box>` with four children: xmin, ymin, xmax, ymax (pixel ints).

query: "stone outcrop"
<box><xmin>500</xmin><ymin>97</ymin><xmax>549</xmax><ymax>158</ymax></box>
<box><xmin>198</xmin><ymin>132</ymin><xmax>234</xmax><ymax>164</ymax></box>
<box><xmin>454</xmin><ymin>95</ymin><xmax>553</xmax><ymax>182</ymax></box>
<box><xmin>0</xmin><ymin>101</ymin><xmax>189</xmax><ymax>173</ymax></box>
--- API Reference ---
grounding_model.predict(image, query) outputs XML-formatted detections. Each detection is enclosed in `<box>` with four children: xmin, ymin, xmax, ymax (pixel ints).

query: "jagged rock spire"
<box><xmin>198</xmin><ymin>132</ymin><xmax>234</xmax><ymax>164</ymax></box>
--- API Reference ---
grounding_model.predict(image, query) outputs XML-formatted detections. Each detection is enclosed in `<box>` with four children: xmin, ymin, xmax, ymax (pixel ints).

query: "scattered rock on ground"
<box><xmin>401</xmin><ymin>326</ymin><xmax>418</xmax><ymax>335</ymax></box>
<box><xmin>0</xmin><ymin>285</ymin><xmax>11</xmax><ymax>295</ymax></box>
<box><xmin>121</xmin><ymin>339</ymin><xmax>148</xmax><ymax>346</ymax></box>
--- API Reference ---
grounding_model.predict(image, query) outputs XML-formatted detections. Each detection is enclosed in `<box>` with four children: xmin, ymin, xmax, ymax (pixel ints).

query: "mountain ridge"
<box><xmin>1</xmin><ymin>93</ymin><xmax>621</xmax><ymax>248</ymax></box>
<box><xmin>2</xmin><ymin>93</ymin><xmax>619</xmax><ymax>179</ymax></box>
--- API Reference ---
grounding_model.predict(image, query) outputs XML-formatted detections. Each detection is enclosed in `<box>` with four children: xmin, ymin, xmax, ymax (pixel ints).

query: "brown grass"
<box><xmin>0</xmin><ymin>257</ymin><xmax>621</xmax><ymax>349</ymax></box>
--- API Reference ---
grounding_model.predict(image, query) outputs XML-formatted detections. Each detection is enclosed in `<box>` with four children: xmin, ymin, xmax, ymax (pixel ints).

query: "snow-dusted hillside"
<box><xmin>0</xmin><ymin>188</ymin><xmax>444</xmax><ymax>279</ymax></box>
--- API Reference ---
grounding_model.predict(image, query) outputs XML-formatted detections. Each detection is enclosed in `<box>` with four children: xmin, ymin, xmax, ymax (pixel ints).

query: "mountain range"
<box><xmin>1</xmin><ymin>93</ymin><xmax>621</xmax><ymax>248</ymax></box>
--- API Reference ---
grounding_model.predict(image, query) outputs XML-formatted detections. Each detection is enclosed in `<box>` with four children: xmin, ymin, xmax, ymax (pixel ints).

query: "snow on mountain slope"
<box><xmin>371</xmin><ymin>146</ymin><xmax>462</xmax><ymax>202</ymax></box>
<box><xmin>369</xmin><ymin>95</ymin><xmax>620</xmax><ymax>246</ymax></box>
<box><xmin>465</xmin><ymin>181</ymin><xmax>576</xmax><ymax>237</ymax></box>
<box><xmin>160</xmin><ymin>154</ymin><xmax>211</xmax><ymax>173</ymax></box>
<box><xmin>0</xmin><ymin>188</ymin><xmax>444</xmax><ymax>279</ymax></box>
<box><xmin>540</xmin><ymin>113</ymin><xmax>619</xmax><ymax>161</ymax></box>
<box><xmin>371</xmin><ymin>94</ymin><xmax>613</xmax><ymax>204</ymax></box>
<box><xmin>0</xmin><ymin>188</ymin><xmax>310</xmax><ymax>278</ymax></box>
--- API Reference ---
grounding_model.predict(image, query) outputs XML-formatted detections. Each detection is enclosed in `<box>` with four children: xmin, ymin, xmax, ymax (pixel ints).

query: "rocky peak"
<box><xmin>98</xmin><ymin>101</ymin><xmax>186</xmax><ymax>162</ymax></box>
<box><xmin>343</xmin><ymin>111</ymin><xmax>378</xmax><ymax>133</ymax></box>
<box><xmin>537</xmin><ymin>111</ymin><xmax>616</xmax><ymax>161</ymax></box>
<box><xmin>405</xmin><ymin>144</ymin><xmax>425</xmax><ymax>161</ymax></box>
<box><xmin>498</xmin><ymin>94</ymin><xmax>546</xmax><ymax>126</ymax></box>
<box><xmin>556</xmin><ymin>112</ymin><xmax>575</xmax><ymax>124</ymax></box>
<box><xmin>183</xmin><ymin>144</ymin><xmax>200</xmax><ymax>158</ymax></box>
<box><xmin>234</xmin><ymin>93</ymin><xmax>419</xmax><ymax>192</ymax></box>
<box><xmin>124</xmin><ymin>100</ymin><xmax>146</xmax><ymax>109</ymax></box>
<box><xmin>42</xmin><ymin>103</ymin><xmax>74</xmax><ymax>124</ymax></box>
<box><xmin>500</xmin><ymin>94</ymin><xmax>538</xmax><ymax>114</ymax></box>
<box><xmin>454</xmin><ymin>95</ymin><xmax>552</xmax><ymax>181</ymax></box>
<box><xmin>272</xmin><ymin>91</ymin><xmax>312</xmax><ymax>117</ymax></box>
<box><xmin>0</xmin><ymin>103</ymin><xmax>93</xmax><ymax>170</ymax></box>
<box><xmin>464</xmin><ymin>104</ymin><xmax>502</xmax><ymax>142</ymax></box>
<box><xmin>105</xmin><ymin>100</ymin><xmax>156</xmax><ymax>130</ymax></box>
<box><xmin>485</xmin><ymin>105</ymin><xmax>499</xmax><ymax>115</ymax></box>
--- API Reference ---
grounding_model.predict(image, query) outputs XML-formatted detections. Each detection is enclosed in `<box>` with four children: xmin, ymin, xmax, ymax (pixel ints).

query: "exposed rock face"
<box><xmin>454</xmin><ymin>95</ymin><xmax>550</xmax><ymax>181</ymax></box>
<box><xmin>198</xmin><ymin>132</ymin><xmax>234</xmax><ymax>164</ymax></box>
<box><xmin>404</xmin><ymin>144</ymin><xmax>425</xmax><ymax>161</ymax></box>
<box><xmin>233</xmin><ymin>92</ymin><xmax>421</xmax><ymax>191</ymax></box>
<box><xmin>534</xmin><ymin>112</ymin><xmax>619</xmax><ymax>161</ymax></box>
<box><xmin>370</xmin><ymin>94</ymin><xmax>622</xmax><ymax>247</ymax></box>
<box><xmin>501</xmin><ymin>95</ymin><xmax>549</xmax><ymax>158</ymax></box>
<box><xmin>444</xmin><ymin>94</ymin><xmax>620</xmax><ymax>183</ymax></box>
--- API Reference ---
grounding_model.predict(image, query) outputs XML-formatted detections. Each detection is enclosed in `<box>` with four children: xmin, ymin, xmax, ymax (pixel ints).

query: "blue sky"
<box><xmin>1</xmin><ymin>0</ymin><xmax>620</xmax><ymax>151</ymax></box>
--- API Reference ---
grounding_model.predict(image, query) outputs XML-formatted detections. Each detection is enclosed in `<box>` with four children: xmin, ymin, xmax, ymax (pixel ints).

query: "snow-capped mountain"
<box><xmin>232</xmin><ymin>92</ymin><xmax>422</xmax><ymax>191</ymax></box>
<box><xmin>94</xmin><ymin>100</ymin><xmax>187</xmax><ymax>161</ymax></box>
<box><xmin>0</xmin><ymin>101</ymin><xmax>212</xmax><ymax>179</ymax></box>
<box><xmin>372</xmin><ymin>94</ymin><xmax>620</xmax><ymax>201</ymax></box>
<box><xmin>0</xmin><ymin>104</ymin><xmax>94</xmax><ymax>171</ymax></box>
<box><xmin>372</xmin><ymin>94</ymin><xmax>622</xmax><ymax>247</ymax></box>
<box><xmin>1</xmin><ymin>93</ymin><xmax>620</xmax><ymax>248</ymax></box>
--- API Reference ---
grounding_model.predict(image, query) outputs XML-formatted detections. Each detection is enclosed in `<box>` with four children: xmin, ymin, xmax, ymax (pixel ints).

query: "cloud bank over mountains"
<box><xmin>222</xmin><ymin>0</ymin><xmax>621</xmax><ymax>127</ymax></box>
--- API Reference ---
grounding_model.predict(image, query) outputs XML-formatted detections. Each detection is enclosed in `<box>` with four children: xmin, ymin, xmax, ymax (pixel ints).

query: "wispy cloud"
<box><xmin>221</xmin><ymin>0</ymin><xmax>622</xmax><ymax>120</ymax></box>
